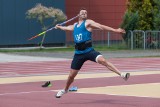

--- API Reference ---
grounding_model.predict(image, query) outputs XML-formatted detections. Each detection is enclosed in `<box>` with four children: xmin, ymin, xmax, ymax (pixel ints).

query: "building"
<box><xmin>0</xmin><ymin>0</ymin><xmax>126</xmax><ymax>47</ymax></box>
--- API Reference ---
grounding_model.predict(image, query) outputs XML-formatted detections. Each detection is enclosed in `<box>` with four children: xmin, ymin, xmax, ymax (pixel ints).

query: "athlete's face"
<box><xmin>79</xmin><ymin>10</ymin><xmax>87</xmax><ymax>20</ymax></box>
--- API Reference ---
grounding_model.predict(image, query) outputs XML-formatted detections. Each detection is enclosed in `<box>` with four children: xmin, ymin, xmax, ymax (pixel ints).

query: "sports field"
<box><xmin>0</xmin><ymin>53</ymin><xmax>160</xmax><ymax>107</ymax></box>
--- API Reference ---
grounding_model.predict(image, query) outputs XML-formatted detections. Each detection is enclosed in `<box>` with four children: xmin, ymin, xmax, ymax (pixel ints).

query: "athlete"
<box><xmin>55</xmin><ymin>8</ymin><xmax>130</xmax><ymax>98</ymax></box>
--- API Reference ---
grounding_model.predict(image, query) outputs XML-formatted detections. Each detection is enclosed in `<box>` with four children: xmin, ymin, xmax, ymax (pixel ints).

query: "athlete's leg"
<box><xmin>64</xmin><ymin>69</ymin><xmax>79</xmax><ymax>91</ymax></box>
<box><xmin>56</xmin><ymin>53</ymin><xmax>86</xmax><ymax>98</ymax></box>
<box><xmin>96</xmin><ymin>55</ymin><xmax>121</xmax><ymax>75</ymax></box>
<box><xmin>87</xmin><ymin>50</ymin><xmax>129</xmax><ymax>80</ymax></box>
<box><xmin>96</xmin><ymin>55</ymin><xmax>130</xmax><ymax>80</ymax></box>
<box><xmin>87</xmin><ymin>50</ymin><xmax>120</xmax><ymax>75</ymax></box>
<box><xmin>55</xmin><ymin>69</ymin><xmax>79</xmax><ymax>98</ymax></box>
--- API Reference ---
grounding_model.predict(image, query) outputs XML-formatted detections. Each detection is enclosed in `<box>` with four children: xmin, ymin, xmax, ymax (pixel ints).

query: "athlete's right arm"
<box><xmin>55</xmin><ymin>24</ymin><xmax>74</xmax><ymax>31</ymax></box>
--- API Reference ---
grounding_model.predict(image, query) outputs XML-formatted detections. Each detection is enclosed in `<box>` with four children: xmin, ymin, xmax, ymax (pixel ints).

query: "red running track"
<box><xmin>0</xmin><ymin>57</ymin><xmax>160</xmax><ymax>107</ymax></box>
<box><xmin>0</xmin><ymin>57</ymin><xmax>160</xmax><ymax>77</ymax></box>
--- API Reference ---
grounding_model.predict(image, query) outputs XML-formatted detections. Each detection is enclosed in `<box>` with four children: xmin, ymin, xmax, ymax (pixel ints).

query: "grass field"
<box><xmin>0</xmin><ymin>45</ymin><xmax>130</xmax><ymax>53</ymax></box>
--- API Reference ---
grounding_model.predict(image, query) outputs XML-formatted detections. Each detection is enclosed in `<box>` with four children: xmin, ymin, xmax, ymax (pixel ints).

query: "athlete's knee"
<box><xmin>69</xmin><ymin>70</ymin><xmax>78</xmax><ymax>79</ymax></box>
<box><xmin>97</xmin><ymin>57</ymin><xmax>107</xmax><ymax>65</ymax></box>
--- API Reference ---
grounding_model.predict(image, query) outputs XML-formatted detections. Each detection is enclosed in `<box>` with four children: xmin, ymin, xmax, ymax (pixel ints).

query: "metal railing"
<box><xmin>145</xmin><ymin>31</ymin><xmax>160</xmax><ymax>49</ymax></box>
<box><xmin>132</xmin><ymin>30</ymin><xmax>145</xmax><ymax>50</ymax></box>
<box><xmin>65</xmin><ymin>29</ymin><xmax>126</xmax><ymax>49</ymax></box>
<box><xmin>129</xmin><ymin>30</ymin><xmax>160</xmax><ymax>50</ymax></box>
<box><xmin>65</xmin><ymin>30</ymin><xmax>160</xmax><ymax>50</ymax></box>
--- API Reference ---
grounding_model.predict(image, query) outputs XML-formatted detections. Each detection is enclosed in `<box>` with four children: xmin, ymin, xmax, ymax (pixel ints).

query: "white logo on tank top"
<box><xmin>75</xmin><ymin>33</ymin><xmax>82</xmax><ymax>42</ymax></box>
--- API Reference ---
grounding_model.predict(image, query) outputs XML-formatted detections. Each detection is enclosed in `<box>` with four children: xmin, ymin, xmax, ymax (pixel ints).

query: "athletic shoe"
<box><xmin>121</xmin><ymin>73</ymin><xmax>130</xmax><ymax>81</ymax></box>
<box><xmin>55</xmin><ymin>89</ymin><xmax>67</xmax><ymax>98</ymax></box>
<box><xmin>42</xmin><ymin>81</ymin><xmax>52</xmax><ymax>87</ymax></box>
<box><xmin>69</xmin><ymin>86</ymin><xmax>78</xmax><ymax>91</ymax></box>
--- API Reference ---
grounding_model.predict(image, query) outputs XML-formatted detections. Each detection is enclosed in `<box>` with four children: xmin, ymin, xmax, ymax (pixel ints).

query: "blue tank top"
<box><xmin>73</xmin><ymin>20</ymin><xmax>93</xmax><ymax>54</ymax></box>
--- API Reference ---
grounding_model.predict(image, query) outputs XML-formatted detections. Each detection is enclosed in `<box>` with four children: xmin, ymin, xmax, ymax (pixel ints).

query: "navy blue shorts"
<box><xmin>71</xmin><ymin>50</ymin><xmax>102</xmax><ymax>70</ymax></box>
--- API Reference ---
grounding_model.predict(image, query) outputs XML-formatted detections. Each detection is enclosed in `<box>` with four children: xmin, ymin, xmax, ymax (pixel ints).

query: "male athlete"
<box><xmin>55</xmin><ymin>8</ymin><xmax>130</xmax><ymax>98</ymax></box>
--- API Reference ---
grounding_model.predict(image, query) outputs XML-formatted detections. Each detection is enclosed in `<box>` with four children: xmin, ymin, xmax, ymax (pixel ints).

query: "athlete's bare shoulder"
<box><xmin>86</xmin><ymin>19</ymin><xmax>95</xmax><ymax>24</ymax></box>
<box><xmin>72</xmin><ymin>22</ymin><xmax>77</xmax><ymax>28</ymax></box>
<box><xmin>73</xmin><ymin>22</ymin><xmax>77</xmax><ymax>25</ymax></box>
<box><xmin>85</xmin><ymin>19</ymin><xmax>95</xmax><ymax>27</ymax></box>
<box><xmin>85</xmin><ymin>19</ymin><xmax>95</xmax><ymax>31</ymax></box>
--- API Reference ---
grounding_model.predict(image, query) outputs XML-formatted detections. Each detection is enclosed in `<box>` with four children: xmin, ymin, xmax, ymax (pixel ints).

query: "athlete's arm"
<box><xmin>55</xmin><ymin>24</ymin><xmax>75</xmax><ymax>31</ymax></box>
<box><xmin>87</xmin><ymin>19</ymin><xmax>125</xmax><ymax>33</ymax></box>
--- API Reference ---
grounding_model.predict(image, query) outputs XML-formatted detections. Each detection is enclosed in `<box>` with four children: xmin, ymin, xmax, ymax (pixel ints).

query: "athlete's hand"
<box><xmin>55</xmin><ymin>24</ymin><xmax>61</xmax><ymax>29</ymax></box>
<box><xmin>115</xmin><ymin>28</ymin><xmax>126</xmax><ymax>34</ymax></box>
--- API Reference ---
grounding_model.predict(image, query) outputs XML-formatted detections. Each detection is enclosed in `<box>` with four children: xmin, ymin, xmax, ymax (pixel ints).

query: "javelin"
<box><xmin>28</xmin><ymin>14</ymin><xmax>79</xmax><ymax>40</ymax></box>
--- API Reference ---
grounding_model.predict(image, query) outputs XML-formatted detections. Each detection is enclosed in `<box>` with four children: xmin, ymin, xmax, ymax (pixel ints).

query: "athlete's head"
<box><xmin>79</xmin><ymin>7</ymin><xmax>87</xmax><ymax>20</ymax></box>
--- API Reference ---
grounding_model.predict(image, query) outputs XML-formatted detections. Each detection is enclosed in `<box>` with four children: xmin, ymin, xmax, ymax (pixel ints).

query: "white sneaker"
<box><xmin>121</xmin><ymin>73</ymin><xmax>130</xmax><ymax>81</ymax></box>
<box><xmin>55</xmin><ymin>89</ymin><xmax>67</xmax><ymax>98</ymax></box>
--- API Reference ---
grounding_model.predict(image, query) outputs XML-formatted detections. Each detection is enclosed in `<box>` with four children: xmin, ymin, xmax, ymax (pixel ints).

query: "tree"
<box><xmin>138</xmin><ymin>0</ymin><xmax>154</xmax><ymax>30</ymax></box>
<box><xmin>121</xmin><ymin>0</ymin><xmax>160</xmax><ymax>48</ymax></box>
<box><xmin>123</xmin><ymin>0</ymin><xmax>160</xmax><ymax>30</ymax></box>
<box><xmin>26</xmin><ymin>3</ymin><xmax>67</xmax><ymax>48</ymax></box>
<box><xmin>121</xmin><ymin>11</ymin><xmax>139</xmax><ymax>31</ymax></box>
<box><xmin>120</xmin><ymin>11</ymin><xmax>139</xmax><ymax>48</ymax></box>
<box><xmin>153</xmin><ymin>0</ymin><xmax>160</xmax><ymax>30</ymax></box>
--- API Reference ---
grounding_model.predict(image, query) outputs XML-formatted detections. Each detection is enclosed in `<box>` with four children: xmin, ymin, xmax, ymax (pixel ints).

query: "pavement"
<box><xmin>0</xmin><ymin>53</ymin><xmax>69</xmax><ymax>63</ymax></box>
<box><xmin>0</xmin><ymin>49</ymin><xmax>159</xmax><ymax>63</ymax></box>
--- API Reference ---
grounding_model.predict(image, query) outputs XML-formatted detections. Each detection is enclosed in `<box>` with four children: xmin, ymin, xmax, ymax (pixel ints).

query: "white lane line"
<box><xmin>0</xmin><ymin>90</ymin><xmax>54</xmax><ymax>96</ymax></box>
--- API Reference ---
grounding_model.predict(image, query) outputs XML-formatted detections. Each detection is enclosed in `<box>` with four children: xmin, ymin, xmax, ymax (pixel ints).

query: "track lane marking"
<box><xmin>0</xmin><ymin>71</ymin><xmax>160</xmax><ymax>84</ymax></box>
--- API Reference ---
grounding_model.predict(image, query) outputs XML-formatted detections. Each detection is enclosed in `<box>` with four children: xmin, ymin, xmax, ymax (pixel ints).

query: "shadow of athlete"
<box><xmin>55</xmin><ymin>7</ymin><xmax>130</xmax><ymax>98</ymax></box>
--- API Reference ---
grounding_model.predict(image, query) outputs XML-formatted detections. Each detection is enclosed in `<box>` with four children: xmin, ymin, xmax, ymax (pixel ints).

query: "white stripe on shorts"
<box><xmin>95</xmin><ymin>55</ymin><xmax>103</xmax><ymax>63</ymax></box>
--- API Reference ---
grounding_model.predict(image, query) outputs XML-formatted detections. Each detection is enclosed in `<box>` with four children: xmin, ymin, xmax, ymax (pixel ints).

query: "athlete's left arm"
<box><xmin>88</xmin><ymin>19</ymin><xmax>125</xmax><ymax>33</ymax></box>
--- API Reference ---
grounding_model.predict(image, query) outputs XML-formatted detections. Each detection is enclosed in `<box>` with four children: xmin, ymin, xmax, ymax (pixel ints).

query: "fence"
<box><xmin>65</xmin><ymin>30</ymin><xmax>160</xmax><ymax>50</ymax></box>
<box><xmin>66</xmin><ymin>29</ymin><xmax>126</xmax><ymax>49</ymax></box>
<box><xmin>129</xmin><ymin>30</ymin><xmax>160</xmax><ymax>50</ymax></box>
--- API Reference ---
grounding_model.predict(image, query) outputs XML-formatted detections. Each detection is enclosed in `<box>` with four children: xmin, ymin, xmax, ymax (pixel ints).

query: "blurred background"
<box><xmin>0</xmin><ymin>0</ymin><xmax>160</xmax><ymax>50</ymax></box>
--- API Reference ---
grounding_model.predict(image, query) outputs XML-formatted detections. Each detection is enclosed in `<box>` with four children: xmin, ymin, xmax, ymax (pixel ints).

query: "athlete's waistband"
<box><xmin>75</xmin><ymin>40</ymin><xmax>92</xmax><ymax>51</ymax></box>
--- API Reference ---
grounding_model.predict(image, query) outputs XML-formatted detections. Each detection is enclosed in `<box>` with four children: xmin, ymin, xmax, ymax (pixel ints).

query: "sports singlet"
<box><xmin>73</xmin><ymin>20</ymin><xmax>93</xmax><ymax>54</ymax></box>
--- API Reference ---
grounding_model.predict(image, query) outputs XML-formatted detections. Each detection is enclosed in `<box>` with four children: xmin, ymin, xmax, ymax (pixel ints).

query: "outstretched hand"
<box><xmin>115</xmin><ymin>28</ymin><xmax>126</xmax><ymax>34</ymax></box>
<box><xmin>55</xmin><ymin>24</ymin><xmax>61</xmax><ymax>29</ymax></box>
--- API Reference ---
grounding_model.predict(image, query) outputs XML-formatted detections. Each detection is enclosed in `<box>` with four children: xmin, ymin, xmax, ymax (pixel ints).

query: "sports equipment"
<box><xmin>55</xmin><ymin>89</ymin><xmax>68</xmax><ymax>98</ymax></box>
<box><xmin>28</xmin><ymin>14</ymin><xmax>79</xmax><ymax>40</ymax></box>
<box><xmin>69</xmin><ymin>86</ymin><xmax>78</xmax><ymax>91</ymax></box>
<box><xmin>41</xmin><ymin>81</ymin><xmax>52</xmax><ymax>87</ymax></box>
<box><xmin>121</xmin><ymin>72</ymin><xmax>130</xmax><ymax>81</ymax></box>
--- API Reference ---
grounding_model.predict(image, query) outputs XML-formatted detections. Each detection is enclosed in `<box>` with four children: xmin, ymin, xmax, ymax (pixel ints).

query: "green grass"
<box><xmin>0</xmin><ymin>47</ymin><xmax>74</xmax><ymax>53</ymax></box>
<box><xmin>0</xmin><ymin>45</ymin><xmax>130</xmax><ymax>53</ymax></box>
<box><xmin>93</xmin><ymin>43</ymin><xmax>129</xmax><ymax>51</ymax></box>
<box><xmin>0</xmin><ymin>41</ymin><xmax>132</xmax><ymax>53</ymax></box>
